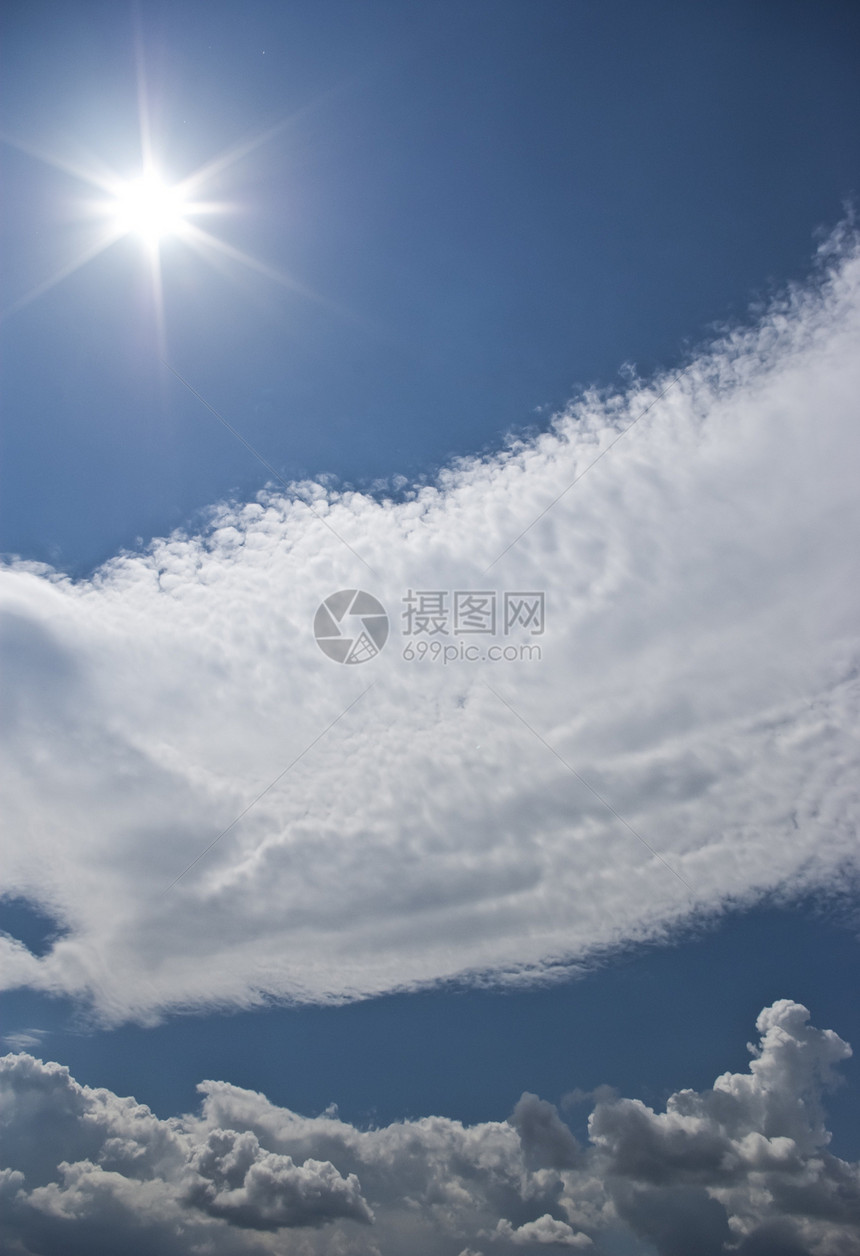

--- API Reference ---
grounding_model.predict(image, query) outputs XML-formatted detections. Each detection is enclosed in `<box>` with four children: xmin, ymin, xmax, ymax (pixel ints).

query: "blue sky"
<box><xmin>2</xmin><ymin>3</ymin><xmax>860</xmax><ymax>1254</ymax></box>
<box><xmin>3</xmin><ymin>0</ymin><xmax>859</xmax><ymax>571</ymax></box>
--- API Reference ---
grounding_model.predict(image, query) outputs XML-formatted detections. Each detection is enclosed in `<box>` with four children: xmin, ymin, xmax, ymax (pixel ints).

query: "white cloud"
<box><xmin>494</xmin><ymin>1214</ymin><xmax>593</xmax><ymax>1245</ymax></box>
<box><xmin>1</xmin><ymin>1029</ymin><xmax>47</xmax><ymax>1053</ymax></box>
<box><xmin>1</xmin><ymin>230</ymin><xmax>859</xmax><ymax>1021</ymax></box>
<box><xmin>0</xmin><ymin>1001</ymin><xmax>857</xmax><ymax>1254</ymax></box>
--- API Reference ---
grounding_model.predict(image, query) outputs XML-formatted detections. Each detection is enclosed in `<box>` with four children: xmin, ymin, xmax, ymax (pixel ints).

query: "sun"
<box><xmin>111</xmin><ymin>170</ymin><xmax>189</xmax><ymax>244</ymax></box>
<box><xmin>3</xmin><ymin>109</ymin><xmax>322</xmax><ymax>324</ymax></box>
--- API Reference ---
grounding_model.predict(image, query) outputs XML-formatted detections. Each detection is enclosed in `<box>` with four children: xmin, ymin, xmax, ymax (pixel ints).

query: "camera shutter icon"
<box><xmin>314</xmin><ymin>590</ymin><xmax>389</xmax><ymax>664</ymax></box>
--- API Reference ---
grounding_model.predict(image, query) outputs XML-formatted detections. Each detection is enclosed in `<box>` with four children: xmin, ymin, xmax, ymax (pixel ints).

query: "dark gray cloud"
<box><xmin>186</xmin><ymin>1127</ymin><xmax>373</xmax><ymax>1229</ymax></box>
<box><xmin>589</xmin><ymin>1001</ymin><xmax>860</xmax><ymax>1255</ymax></box>
<box><xmin>511</xmin><ymin>1092</ymin><xmax>584</xmax><ymax>1170</ymax></box>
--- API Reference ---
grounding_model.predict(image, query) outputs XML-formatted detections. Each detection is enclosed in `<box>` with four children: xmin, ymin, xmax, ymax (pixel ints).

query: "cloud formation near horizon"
<box><xmin>1</xmin><ymin>229</ymin><xmax>860</xmax><ymax>1021</ymax></box>
<box><xmin>1</xmin><ymin>1001</ymin><xmax>858</xmax><ymax>1254</ymax></box>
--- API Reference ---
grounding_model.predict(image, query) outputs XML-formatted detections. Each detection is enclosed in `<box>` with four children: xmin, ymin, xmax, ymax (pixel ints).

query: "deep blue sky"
<box><xmin>3</xmin><ymin>895</ymin><xmax>860</xmax><ymax>1161</ymax></box>
<box><xmin>2</xmin><ymin>0</ymin><xmax>860</xmax><ymax>1211</ymax></box>
<box><xmin>2</xmin><ymin>0</ymin><xmax>858</xmax><ymax>572</ymax></box>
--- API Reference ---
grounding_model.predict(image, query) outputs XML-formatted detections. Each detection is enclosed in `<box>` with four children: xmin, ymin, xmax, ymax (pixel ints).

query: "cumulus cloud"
<box><xmin>185</xmin><ymin>1128</ymin><xmax>373</xmax><ymax>1229</ymax></box>
<box><xmin>589</xmin><ymin>1000</ymin><xmax>860</xmax><ymax>1253</ymax></box>
<box><xmin>1</xmin><ymin>229</ymin><xmax>860</xmax><ymax>1020</ymax></box>
<box><xmin>0</xmin><ymin>1001</ymin><xmax>857</xmax><ymax>1254</ymax></box>
<box><xmin>494</xmin><ymin>1213</ymin><xmax>593</xmax><ymax>1245</ymax></box>
<box><xmin>511</xmin><ymin>1092</ymin><xmax>584</xmax><ymax>1171</ymax></box>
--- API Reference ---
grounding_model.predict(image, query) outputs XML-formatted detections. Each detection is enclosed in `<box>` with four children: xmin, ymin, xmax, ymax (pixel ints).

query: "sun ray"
<box><xmin>178</xmin><ymin>223</ymin><xmax>317</xmax><ymax>297</ymax></box>
<box><xmin>148</xmin><ymin>237</ymin><xmax>169</xmax><ymax>362</ymax></box>
<box><xmin>0</xmin><ymin>55</ymin><xmax>382</xmax><ymax>340</ymax></box>
<box><xmin>133</xmin><ymin>15</ymin><xmax>156</xmax><ymax>179</ymax></box>
<box><xmin>0</xmin><ymin>130</ymin><xmax>120</xmax><ymax>197</ymax></box>
<box><xmin>179</xmin><ymin>222</ymin><xmax>379</xmax><ymax>333</ymax></box>
<box><xmin>175</xmin><ymin>116</ymin><xmax>298</xmax><ymax>200</ymax></box>
<box><xmin>2</xmin><ymin>228</ymin><xmax>125</xmax><ymax>320</ymax></box>
<box><xmin>173</xmin><ymin>75</ymin><xmax>356</xmax><ymax>201</ymax></box>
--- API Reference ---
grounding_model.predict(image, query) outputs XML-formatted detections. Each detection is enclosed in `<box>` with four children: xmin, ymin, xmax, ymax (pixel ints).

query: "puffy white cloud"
<box><xmin>589</xmin><ymin>1000</ymin><xmax>860</xmax><ymax>1253</ymax></box>
<box><xmin>1</xmin><ymin>230</ymin><xmax>860</xmax><ymax>1021</ymax></box>
<box><xmin>0</xmin><ymin>1001</ymin><xmax>858</xmax><ymax>1254</ymax></box>
<box><xmin>494</xmin><ymin>1213</ymin><xmax>593</xmax><ymax>1245</ymax></box>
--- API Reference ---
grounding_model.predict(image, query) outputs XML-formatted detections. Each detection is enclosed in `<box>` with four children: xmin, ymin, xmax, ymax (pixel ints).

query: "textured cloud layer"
<box><xmin>1</xmin><ymin>1001</ymin><xmax>858</xmax><ymax>1254</ymax></box>
<box><xmin>2</xmin><ymin>230</ymin><xmax>860</xmax><ymax>1020</ymax></box>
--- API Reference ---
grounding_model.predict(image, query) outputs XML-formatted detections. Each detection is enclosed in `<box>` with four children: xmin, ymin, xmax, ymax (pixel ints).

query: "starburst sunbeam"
<box><xmin>0</xmin><ymin>60</ymin><xmax>370</xmax><ymax>339</ymax></box>
<box><xmin>2</xmin><ymin>230</ymin><xmax>125</xmax><ymax>319</ymax></box>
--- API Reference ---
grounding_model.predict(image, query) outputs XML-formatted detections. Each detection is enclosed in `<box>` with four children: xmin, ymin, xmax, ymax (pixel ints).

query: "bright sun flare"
<box><xmin>5</xmin><ymin>111</ymin><xmax>310</xmax><ymax>324</ymax></box>
<box><xmin>112</xmin><ymin>172</ymin><xmax>188</xmax><ymax>242</ymax></box>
